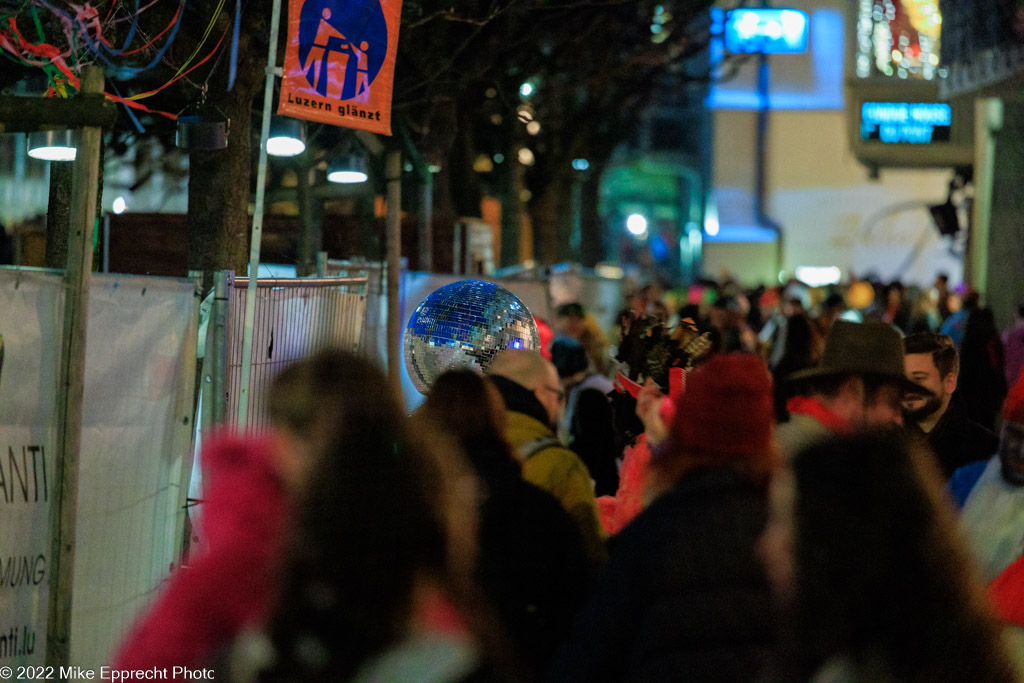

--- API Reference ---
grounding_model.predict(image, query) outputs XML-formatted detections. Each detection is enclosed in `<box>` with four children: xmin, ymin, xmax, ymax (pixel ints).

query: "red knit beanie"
<box><xmin>668</xmin><ymin>353</ymin><xmax>775</xmax><ymax>460</ymax></box>
<box><xmin>1003</xmin><ymin>366</ymin><xmax>1024</xmax><ymax>424</ymax></box>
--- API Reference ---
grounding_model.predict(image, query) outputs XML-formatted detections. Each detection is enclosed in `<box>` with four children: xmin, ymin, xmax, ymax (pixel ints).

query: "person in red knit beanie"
<box><xmin>648</xmin><ymin>352</ymin><xmax>777</xmax><ymax>496</ymax></box>
<box><xmin>551</xmin><ymin>353</ymin><xmax>780</xmax><ymax>681</ymax></box>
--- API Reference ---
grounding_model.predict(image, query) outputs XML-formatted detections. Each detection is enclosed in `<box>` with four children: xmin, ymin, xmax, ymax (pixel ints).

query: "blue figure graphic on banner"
<box><xmin>298</xmin><ymin>0</ymin><xmax>387</xmax><ymax>102</ymax></box>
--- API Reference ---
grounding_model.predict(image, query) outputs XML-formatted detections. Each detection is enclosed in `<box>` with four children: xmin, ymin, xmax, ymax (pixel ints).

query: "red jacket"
<box><xmin>990</xmin><ymin>553</ymin><xmax>1024</xmax><ymax>627</ymax></box>
<box><xmin>112</xmin><ymin>433</ymin><xmax>288</xmax><ymax>673</ymax></box>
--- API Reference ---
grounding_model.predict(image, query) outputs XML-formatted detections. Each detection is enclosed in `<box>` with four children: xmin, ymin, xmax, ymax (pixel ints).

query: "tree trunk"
<box><xmin>185</xmin><ymin>12</ymin><xmax>266</xmax><ymax>289</ymax></box>
<box><xmin>580</xmin><ymin>164</ymin><xmax>605</xmax><ymax>267</ymax></box>
<box><xmin>295</xmin><ymin>156</ymin><xmax>319</xmax><ymax>276</ymax></box>
<box><xmin>531</xmin><ymin>171</ymin><xmax>574</xmax><ymax>265</ymax></box>
<box><xmin>45</xmin><ymin>161</ymin><xmax>73</xmax><ymax>268</ymax></box>
<box><xmin>498</xmin><ymin>153</ymin><xmax>525</xmax><ymax>267</ymax></box>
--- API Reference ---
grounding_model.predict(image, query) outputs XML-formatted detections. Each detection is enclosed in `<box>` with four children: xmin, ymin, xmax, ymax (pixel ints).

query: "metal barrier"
<box><xmin>207</xmin><ymin>271</ymin><xmax>369</xmax><ymax>433</ymax></box>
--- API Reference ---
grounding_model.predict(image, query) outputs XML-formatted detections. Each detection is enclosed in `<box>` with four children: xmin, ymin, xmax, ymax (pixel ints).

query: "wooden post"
<box><xmin>386</xmin><ymin>149</ymin><xmax>402</xmax><ymax>391</ymax></box>
<box><xmin>47</xmin><ymin>64</ymin><xmax>104</xmax><ymax>670</ymax></box>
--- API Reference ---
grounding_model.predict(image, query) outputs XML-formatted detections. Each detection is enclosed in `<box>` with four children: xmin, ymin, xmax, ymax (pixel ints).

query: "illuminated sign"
<box><xmin>724</xmin><ymin>9</ymin><xmax>809</xmax><ymax>54</ymax></box>
<box><xmin>860</xmin><ymin>101</ymin><xmax>951</xmax><ymax>144</ymax></box>
<box><xmin>856</xmin><ymin>0</ymin><xmax>943</xmax><ymax>81</ymax></box>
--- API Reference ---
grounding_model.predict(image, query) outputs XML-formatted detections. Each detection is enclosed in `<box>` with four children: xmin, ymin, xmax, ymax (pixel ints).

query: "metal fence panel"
<box><xmin>223</xmin><ymin>274</ymin><xmax>368</xmax><ymax>432</ymax></box>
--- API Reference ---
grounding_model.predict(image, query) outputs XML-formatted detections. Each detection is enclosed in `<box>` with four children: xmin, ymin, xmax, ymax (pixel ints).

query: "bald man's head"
<box><xmin>487</xmin><ymin>349</ymin><xmax>551</xmax><ymax>387</ymax></box>
<box><xmin>487</xmin><ymin>349</ymin><xmax>563</xmax><ymax>426</ymax></box>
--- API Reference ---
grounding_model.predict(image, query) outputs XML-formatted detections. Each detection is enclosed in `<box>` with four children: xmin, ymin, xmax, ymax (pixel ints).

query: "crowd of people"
<box><xmin>110</xmin><ymin>273</ymin><xmax>1024</xmax><ymax>681</ymax></box>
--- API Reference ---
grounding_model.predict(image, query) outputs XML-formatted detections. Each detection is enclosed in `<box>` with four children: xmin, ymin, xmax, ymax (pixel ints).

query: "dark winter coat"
<box><xmin>548</xmin><ymin>466</ymin><xmax>777</xmax><ymax>682</ymax></box>
<box><xmin>908</xmin><ymin>393</ymin><xmax>999</xmax><ymax>479</ymax></box>
<box><xmin>472</xmin><ymin>439</ymin><xmax>595</xmax><ymax>679</ymax></box>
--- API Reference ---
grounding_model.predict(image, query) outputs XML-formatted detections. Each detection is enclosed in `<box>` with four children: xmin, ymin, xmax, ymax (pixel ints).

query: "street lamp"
<box><xmin>627</xmin><ymin>213</ymin><xmax>648</xmax><ymax>236</ymax></box>
<box><xmin>327</xmin><ymin>154</ymin><xmax>369</xmax><ymax>183</ymax></box>
<box><xmin>266</xmin><ymin>117</ymin><xmax>305</xmax><ymax>157</ymax></box>
<box><xmin>28</xmin><ymin>129</ymin><xmax>76</xmax><ymax>161</ymax></box>
<box><xmin>175</xmin><ymin>102</ymin><xmax>230</xmax><ymax>151</ymax></box>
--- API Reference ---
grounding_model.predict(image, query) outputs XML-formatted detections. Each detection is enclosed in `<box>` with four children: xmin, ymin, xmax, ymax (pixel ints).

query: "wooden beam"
<box><xmin>0</xmin><ymin>95</ymin><xmax>117</xmax><ymax>133</ymax></box>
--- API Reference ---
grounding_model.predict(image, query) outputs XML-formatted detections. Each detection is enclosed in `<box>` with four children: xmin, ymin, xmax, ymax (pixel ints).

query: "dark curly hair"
<box><xmin>783</xmin><ymin>431</ymin><xmax>1018</xmax><ymax>681</ymax></box>
<box><xmin>260</xmin><ymin>350</ymin><xmax>475</xmax><ymax>681</ymax></box>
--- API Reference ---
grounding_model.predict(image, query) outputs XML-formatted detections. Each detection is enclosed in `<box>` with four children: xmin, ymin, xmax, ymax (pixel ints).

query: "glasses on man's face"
<box><xmin>541</xmin><ymin>384</ymin><xmax>566</xmax><ymax>402</ymax></box>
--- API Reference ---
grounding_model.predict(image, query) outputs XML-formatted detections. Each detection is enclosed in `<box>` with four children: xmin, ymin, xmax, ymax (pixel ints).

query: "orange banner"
<box><xmin>278</xmin><ymin>0</ymin><xmax>402</xmax><ymax>135</ymax></box>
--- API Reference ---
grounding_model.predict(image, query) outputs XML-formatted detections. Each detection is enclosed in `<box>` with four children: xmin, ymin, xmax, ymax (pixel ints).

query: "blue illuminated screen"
<box><xmin>724</xmin><ymin>9</ymin><xmax>809</xmax><ymax>55</ymax></box>
<box><xmin>860</xmin><ymin>102</ymin><xmax>952</xmax><ymax>144</ymax></box>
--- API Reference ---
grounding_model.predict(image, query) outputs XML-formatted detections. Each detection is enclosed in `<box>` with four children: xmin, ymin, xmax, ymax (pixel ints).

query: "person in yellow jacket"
<box><xmin>487</xmin><ymin>349</ymin><xmax>607</xmax><ymax>564</ymax></box>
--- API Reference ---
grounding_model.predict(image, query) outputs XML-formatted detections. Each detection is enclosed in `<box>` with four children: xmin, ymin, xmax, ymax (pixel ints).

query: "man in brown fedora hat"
<box><xmin>776</xmin><ymin>320</ymin><xmax>927</xmax><ymax>458</ymax></box>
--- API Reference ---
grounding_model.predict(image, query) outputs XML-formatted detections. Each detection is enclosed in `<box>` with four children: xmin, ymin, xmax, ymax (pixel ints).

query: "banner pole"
<box><xmin>237</xmin><ymin>0</ymin><xmax>284</xmax><ymax>427</ymax></box>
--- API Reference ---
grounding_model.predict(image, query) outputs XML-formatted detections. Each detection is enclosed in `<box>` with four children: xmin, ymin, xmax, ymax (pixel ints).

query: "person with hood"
<box><xmin>550</xmin><ymin>335</ymin><xmax>618</xmax><ymax>497</ymax></box>
<box><xmin>486</xmin><ymin>349</ymin><xmax>606</xmax><ymax>565</ymax></box>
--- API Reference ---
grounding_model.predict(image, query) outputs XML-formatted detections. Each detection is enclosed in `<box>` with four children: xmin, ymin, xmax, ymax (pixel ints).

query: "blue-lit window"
<box><xmin>724</xmin><ymin>9</ymin><xmax>809</xmax><ymax>54</ymax></box>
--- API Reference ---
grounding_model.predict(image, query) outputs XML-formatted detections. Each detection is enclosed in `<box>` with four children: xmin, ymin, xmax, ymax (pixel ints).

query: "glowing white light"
<box><xmin>112</xmin><ymin>196</ymin><xmax>127</xmax><ymax>214</ymax></box>
<box><xmin>327</xmin><ymin>170</ymin><xmax>368</xmax><ymax>183</ymax></box>
<box><xmin>780</xmin><ymin>10</ymin><xmax>806</xmax><ymax>44</ymax></box>
<box><xmin>626</xmin><ymin>214</ymin><xmax>647</xmax><ymax>236</ymax></box>
<box><xmin>763</xmin><ymin>20</ymin><xmax>783</xmax><ymax>40</ymax></box>
<box><xmin>704</xmin><ymin>201</ymin><xmax>720</xmax><ymax>236</ymax></box>
<box><xmin>795</xmin><ymin>266</ymin><xmax>842</xmax><ymax>287</ymax></box>
<box><xmin>520</xmin><ymin>82</ymin><xmax>534</xmax><ymax>97</ymax></box>
<box><xmin>526</xmin><ymin>121</ymin><xmax>541</xmax><ymax>135</ymax></box>
<box><xmin>736</xmin><ymin>11</ymin><xmax>760</xmax><ymax>39</ymax></box>
<box><xmin>518</xmin><ymin>148</ymin><xmax>535</xmax><ymax>166</ymax></box>
<box><xmin>266</xmin><ymin>136</ymin><xmax>305</xmax><ymax>157</ymax></box>
<box><xmin>28</xmin><ymin>145</ymin><xmax>76</xmax><ymax>161</ymax></box>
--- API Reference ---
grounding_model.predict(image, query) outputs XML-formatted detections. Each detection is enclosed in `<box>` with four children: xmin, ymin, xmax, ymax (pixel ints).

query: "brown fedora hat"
<box><xmin>786</xmin><ymin>320</ymin><xmax>926</xmax><ymax>395</ymax></box>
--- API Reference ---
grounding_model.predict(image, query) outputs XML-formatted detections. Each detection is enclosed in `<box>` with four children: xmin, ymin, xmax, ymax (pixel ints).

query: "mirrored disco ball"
<box><xmin>405</xmin><ymin>280</ymin><xmax>539</xmax><ymax>394</ymax></box>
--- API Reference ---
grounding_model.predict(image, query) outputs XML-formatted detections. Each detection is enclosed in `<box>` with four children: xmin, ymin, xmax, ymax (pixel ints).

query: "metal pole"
<box><xmin>967</xmin><ymin>98</ymin><xmax>1002</xmax><ymax>294</ymax></box>
<box><xmin>386</xmin><ymin>149</ymin><xmax>402</xmax><ymax>391</ymax></box>
<box><xmin>754</xmin><ymin>49</ymin><xmax>783</xmax><ymax>277</ymax></box>
<box><xmin>211</xmin><ymin>271</ymin><xmax>230</xmax><ymax>426</ymax></box>
<box><xmin>237</xmin><ymin>0</ymin><xmax>284</xmax><ymax>427</ymax></box>
<box><xmin>47</xmin><ymin>64</ymin><xmax>104</xmax><ymax>671</ymax></box>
